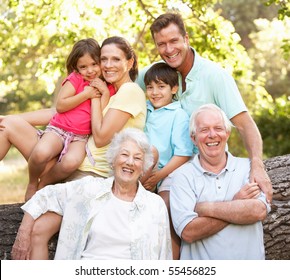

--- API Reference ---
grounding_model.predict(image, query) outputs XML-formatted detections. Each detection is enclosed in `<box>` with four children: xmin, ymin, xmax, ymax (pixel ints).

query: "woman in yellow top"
<box><xmin>2</xmin><ymin>36</ymin><xmax>146</xmax><ymax>259</ymax></box>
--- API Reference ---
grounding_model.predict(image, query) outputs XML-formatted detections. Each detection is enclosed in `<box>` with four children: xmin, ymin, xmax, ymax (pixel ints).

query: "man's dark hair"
<box><xmin>150</xmin><ymin>12</ymin><xmax>187</xmax><ymax>40</ymax></box>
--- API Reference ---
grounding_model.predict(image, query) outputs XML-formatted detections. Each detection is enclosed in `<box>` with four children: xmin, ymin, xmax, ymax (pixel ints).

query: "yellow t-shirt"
<box><xmin>78</xmin><ymin>82</ymin><xmax>146</xmax><ymax>177</ymax></box>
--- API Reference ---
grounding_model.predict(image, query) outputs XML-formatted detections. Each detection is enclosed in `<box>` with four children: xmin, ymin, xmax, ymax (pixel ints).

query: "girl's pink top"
<box><xmin>50</xmin><ymin>72</ymin><xmax>115</xmax><ymax>135</ymax></box>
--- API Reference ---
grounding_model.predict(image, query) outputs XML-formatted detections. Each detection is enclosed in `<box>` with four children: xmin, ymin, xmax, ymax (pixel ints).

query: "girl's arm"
<box><xmin>90</xmin><ymin>78</ymin><xmax>111</xmax><ymax>111</ymax></box>
<box><xmin>55</xmin><ymin>81</ymin><xmax>100</xmax><ymax>113</ymax></box>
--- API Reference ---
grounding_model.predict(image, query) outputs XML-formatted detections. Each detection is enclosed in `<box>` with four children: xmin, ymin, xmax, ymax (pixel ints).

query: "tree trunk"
<box><xmin>262</xmin><ymin>154</ymin><xmax>290</xmax><ymax>260</ymax></box>
<box><xmin>0</xmin><ymin>203</ymin><xmax>58</xmax><ymax>260</ymax></box>
<box><xmin>0</xmin><ymin>154</ymin><xmax>289</xmax><ymax>260</ymax></box>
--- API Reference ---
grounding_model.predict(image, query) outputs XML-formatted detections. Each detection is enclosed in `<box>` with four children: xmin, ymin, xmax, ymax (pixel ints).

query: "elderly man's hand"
<box><xmin>233</xmin><ymin>182</ymin><xmax>261</xmax><ymax>200</ymax></box>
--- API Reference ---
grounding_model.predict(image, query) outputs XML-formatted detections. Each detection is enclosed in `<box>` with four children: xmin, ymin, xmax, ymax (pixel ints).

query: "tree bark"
<box><xmin>0</xmin><ymin>154</ymin><xmax>289</xmax><ymax>260</ymax></box>
<box><xmin>262</xmin><ymin>154</ymin><xmax>290</xmax><ymax>260</ymax></box>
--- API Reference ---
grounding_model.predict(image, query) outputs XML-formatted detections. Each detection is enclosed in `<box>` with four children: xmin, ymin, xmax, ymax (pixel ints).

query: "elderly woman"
<box><xmin>11</xmin><ymin>128</ymin><xmax>172</xmax><ymax>260</ymax></box>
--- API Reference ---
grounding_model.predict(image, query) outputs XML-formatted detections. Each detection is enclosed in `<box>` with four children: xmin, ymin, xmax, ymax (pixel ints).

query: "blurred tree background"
<box><xmin>0</xmin><ymin>0</ymin><xmax>289</xmax><ymax>159</ymax></box>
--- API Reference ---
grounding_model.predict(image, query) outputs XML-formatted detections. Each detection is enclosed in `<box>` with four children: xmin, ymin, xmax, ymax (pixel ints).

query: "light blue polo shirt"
<box><xmin>170</xmin><ymin>152</ymin><xmax>271</xmax><ymax>260</ymax></box>
<box><xmin>136</xmin><ymin>48</ymin><xmax>247</xmax><ymax>119</ymax></box>
<box><xmin>144</xmin><ymin>100</ymin><xmax>195</xmax><ymax>170</ymax></box>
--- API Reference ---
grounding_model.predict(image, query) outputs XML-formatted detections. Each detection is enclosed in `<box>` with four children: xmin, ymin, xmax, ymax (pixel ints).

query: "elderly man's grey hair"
<box><xmin>189</xmin><ymin>104</ymin><xmax>233</xmax><ymax>136</ymax></box>
<box><xmin>106</xmin><ymin>128</ymin><xmax>154</xmax><ymax>174</ymax></box>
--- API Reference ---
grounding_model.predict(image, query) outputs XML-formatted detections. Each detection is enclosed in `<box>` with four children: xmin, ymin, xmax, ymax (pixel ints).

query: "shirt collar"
<box><xmin>96</xmin><ymin>176</ymin><xmax>147</xmax><ymax>211</ymax></box>
<box><xmin>132</xmin><ymin>182</ymin><xmax>147</xmax><ymax>211</ymax></box>
<box><xmin>192</xmin><ymin>151</ymin><xmax>236</xmax><ymax>176</ymax></box>
<box><xmin>147</xmin><ymin>100</ymin><xmax>181</xmax><ymax>112</ymax></box>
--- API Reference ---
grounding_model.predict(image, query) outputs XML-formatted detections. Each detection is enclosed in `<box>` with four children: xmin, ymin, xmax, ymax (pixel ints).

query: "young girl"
<box><xmin>25</xmin><ymin>38</ymin><xmax>115</xmax><ymax>201</ymax></box>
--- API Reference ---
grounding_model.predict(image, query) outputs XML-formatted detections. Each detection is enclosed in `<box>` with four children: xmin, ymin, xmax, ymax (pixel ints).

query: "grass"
<box><xmin>0</xmin><ymin>148</ymin><xmax>28</xmax><ymax>204</ymax></box>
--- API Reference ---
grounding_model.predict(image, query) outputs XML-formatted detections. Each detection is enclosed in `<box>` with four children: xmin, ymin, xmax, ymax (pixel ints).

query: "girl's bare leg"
<box><xmin>159</xmin><ymin>190</ymin><xmax>181</xmax><ymax>260</ymax></box>
<box><xmin>30</xmin><ymin>212</ymin><xmax>62</xmax><ymax>260</ymax></box>
<box><xmin>26</xmin><ymin>133</ymin><xmax>63</xmax><ymax>201</ymax></box>
<box><xmin>0</xmin><ymin>115</ymin><xmax>57</xmax><ymax>201</ymax></box>
<box><xmin>16</xmin><ymin>108</ymin><xmax>55</xmax><ymax>126</ymax></box>
<box><xmin>0</xmin><ymin>115</ymin><xmax>39</xmax><ymax>161</ymax></box>
<box><xmin>38</xmin><ymin>141</ymin><xmax>87</xmax><ymax>189</ymax></box>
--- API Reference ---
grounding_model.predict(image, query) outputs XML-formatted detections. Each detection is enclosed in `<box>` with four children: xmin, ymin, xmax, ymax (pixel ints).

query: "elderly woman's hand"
<box><xmin>11</xmin><ymin>228</ymin><xmax>31</xmax><ymax>260</ymax></box>
<box><xmin>11</xmin><ymin>213</ymin><xmax>35</xmax><ymax>260</ymax></box>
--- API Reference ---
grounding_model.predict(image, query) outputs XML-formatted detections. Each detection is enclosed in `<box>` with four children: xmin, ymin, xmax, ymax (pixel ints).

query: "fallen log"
<box><xmin>0</xmin><ymin>154</ymin><xmax>289</xmax><ymax>260</ymax></box>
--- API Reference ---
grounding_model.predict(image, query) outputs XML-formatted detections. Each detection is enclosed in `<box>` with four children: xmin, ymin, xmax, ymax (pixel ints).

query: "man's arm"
<box><xmin>230</xmin><ymin>111</ymin><xmax>272</xmax><ymax>202</ymax></box>
<box><xmin>181</xmin><ymin>182</ymin><xmax>266</xmax><ymax>243</ymax></box>
<box><xmin>196</xmin><ymin>199</ymin><xmax>267</xmax><ymax>225</ymax></box>
<box><xmin>181</xmin><ymin>216</ymin><xmax>228</xmax><ymax>244</ymax></box>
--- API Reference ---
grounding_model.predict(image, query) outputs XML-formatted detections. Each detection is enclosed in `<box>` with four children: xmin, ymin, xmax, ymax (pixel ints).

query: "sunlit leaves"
<box><xmin>249</xmin><ymin>17</ymin><xmax>290</xmax><ymax>98</ymax></box>
<box><xmin>255</xmin><ymin>95</ymin><xmax>290</xmax><ymax>157</ymax></box>
<box><xmin>0</xmin><ymin>0</ymin><xmax>288</xmax><ymax>158</ymax></box>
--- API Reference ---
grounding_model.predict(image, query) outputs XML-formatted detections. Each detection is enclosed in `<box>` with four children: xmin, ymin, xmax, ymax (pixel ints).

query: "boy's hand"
<box><xmin>142</xmin><ymin>171</ymin><xmax>162</xmax><ymax>192</ymax></box>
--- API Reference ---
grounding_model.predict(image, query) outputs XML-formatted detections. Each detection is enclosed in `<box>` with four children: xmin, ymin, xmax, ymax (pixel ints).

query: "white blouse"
<box><xmin>22</xmin><ymin>176</ymin><xmax>172</xmax><ymax>260</ymax></box>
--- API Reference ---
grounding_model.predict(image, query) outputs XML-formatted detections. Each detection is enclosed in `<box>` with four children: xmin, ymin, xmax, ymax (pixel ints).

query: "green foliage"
<box><xmin>264</xmin><ymin>0</ymin><xmax>290</xmax><ymax>59</ymax></box>
<box><xmin>254</xmin><ymin>95</ymin><xmax>290</xmax><ymax>158</ymax></box>
<box><xmin>216</xmin><ymin>0</ymin><xmax>279</xmax><ymax>49</ymax></box>
<box><xmin>248</xmin><ymin>17</ymin><xmax>290</xmax><ymax>99</ymax></box>
<box><xmin>228</xmin><ymin>128</ymin><xmax>248</xmax><ymax>157</ymax></box>
<box><xmin>0</xmin><ymin>0</ymin><xmax>288</xmax><ymax>157</ymax></box>
<box><xmin>0</xmin><ymin>0</ymin><xmax>257</xmax><ymax>115</ymax></box>
<box><xmin>0</xmin><ymin>0</ymin><xmax>115</xmax><ymax>114</ymax></box>
<box><xmin>265</xmin><ymin>0</ymin><xmax>290</xmax><ymax>20</ymax></box>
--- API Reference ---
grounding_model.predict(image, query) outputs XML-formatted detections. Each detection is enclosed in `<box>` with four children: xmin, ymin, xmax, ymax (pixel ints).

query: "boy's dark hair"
<box><xmin>144</xmin><ymin>62</ymin><xmax>178</xmax><ymax>88</ymax></box>
<box><xmin>150</xmin><ymin>12</ymin><xmax>187</xmax><ymax>40</ymax></box>
<box><xmin>66</xmin><ymin>38</ymin><xmax>100</xmax><ymax>75</ymax></box>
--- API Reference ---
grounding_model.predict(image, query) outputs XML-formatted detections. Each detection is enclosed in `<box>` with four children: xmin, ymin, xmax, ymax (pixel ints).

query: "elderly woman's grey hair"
<box><xmin>106</xmin><ymin>128</ymin><xmax>154</xmax><ymax>174</ymax></box>
<box><xmin>189</xmin><ymin>104</ymin><xmax>233</xmax><ymax>136</ymax></box>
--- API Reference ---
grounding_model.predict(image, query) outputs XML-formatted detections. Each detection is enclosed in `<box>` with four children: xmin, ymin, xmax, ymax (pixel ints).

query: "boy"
<box><xmin>142</xmin><ymin>62</ymin><xmax>194</xmax><ymax>259</ymax></box>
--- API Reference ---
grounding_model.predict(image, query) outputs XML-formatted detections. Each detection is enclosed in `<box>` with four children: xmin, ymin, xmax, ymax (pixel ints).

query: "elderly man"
<box><xmin>170</xmin><ymin>104</ymin><xmax>271</xmax><ymax>260</ymax></box>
